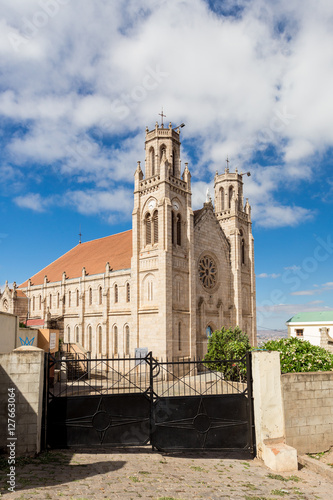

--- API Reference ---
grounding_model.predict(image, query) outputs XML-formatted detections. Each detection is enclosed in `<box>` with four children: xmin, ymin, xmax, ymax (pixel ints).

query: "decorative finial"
<box><xmin>159</xmin><ymin>107</ymin><xmax>166</xmax><ymax>127</ymax></box>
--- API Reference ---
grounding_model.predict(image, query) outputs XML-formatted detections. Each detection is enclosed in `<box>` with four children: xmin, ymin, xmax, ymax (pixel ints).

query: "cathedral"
<box><xmin>0</xmin><ymin>120</ymin><xmax>257</xmax><ymax>359</ymax></box>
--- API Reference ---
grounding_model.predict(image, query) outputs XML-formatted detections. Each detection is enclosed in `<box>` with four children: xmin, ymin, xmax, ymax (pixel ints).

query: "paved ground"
<box><xmin>0</xmin><ymin>447</ymin><xmax>332</xmax><ymax>500</ymax></box>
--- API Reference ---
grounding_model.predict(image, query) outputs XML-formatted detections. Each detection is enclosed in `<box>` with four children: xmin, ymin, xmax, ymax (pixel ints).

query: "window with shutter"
<box><xmin>153</xmin><ymin>210</ymin><xmax>158</xmax><ymax>243</ymax></box>
<box><xmin>177</xmin><ymin>214</ymin><xmax>181</xmax><ymax>246</ymax></box>
<box><xmin>146</xmin><ymin>213</ymin><xmax>151</xmax><ymax>245</ymax></box>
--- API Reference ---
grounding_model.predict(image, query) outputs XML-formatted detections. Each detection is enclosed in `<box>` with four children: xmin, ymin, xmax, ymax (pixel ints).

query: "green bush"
<box><xmin>261</xmin><ymin>336</ymin><xmax>333</xmax><ymax>373</ymax></box>
<box><xmin>203</xmin><ymin>326</ymin><xmax>250</xmax><ymax>380</ymax></box>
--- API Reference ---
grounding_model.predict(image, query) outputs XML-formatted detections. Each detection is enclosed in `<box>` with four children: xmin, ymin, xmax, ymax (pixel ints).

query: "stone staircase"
<box><xmin>62</xmin><ymin>348</ymin><xmax>89</xmax><ymax>380</ymax></box>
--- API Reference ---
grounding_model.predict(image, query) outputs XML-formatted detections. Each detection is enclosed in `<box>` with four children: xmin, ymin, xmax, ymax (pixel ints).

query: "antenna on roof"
<box><xmin>79</xmin><ymin>225</ymin><xmax>82</xmax><ymax>245</ymax></box>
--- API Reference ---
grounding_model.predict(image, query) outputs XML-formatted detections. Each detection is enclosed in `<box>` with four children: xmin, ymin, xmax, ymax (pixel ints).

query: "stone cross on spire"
<box><xmin>159</xmin><ymin>107</ymin><xmax>166</xmax><ymax>127</ymax></box>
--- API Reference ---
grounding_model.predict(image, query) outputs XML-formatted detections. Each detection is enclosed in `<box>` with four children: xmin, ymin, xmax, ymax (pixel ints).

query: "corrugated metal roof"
<box><xmin>287</xmin><ymin>311</ymin><xmax>333</xmax><ymax>323</ymax></box>
<box><xmin>19</xmin><ymin>229</ymin><xmax>132</xmax><ymax>287</ymax></box>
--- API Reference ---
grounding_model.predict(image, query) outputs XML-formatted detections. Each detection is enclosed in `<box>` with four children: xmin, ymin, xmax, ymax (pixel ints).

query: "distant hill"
<box><xmin>256</xmin><ymin>329</ymin><xmax>288</xmax><ymax>346</ymax></box>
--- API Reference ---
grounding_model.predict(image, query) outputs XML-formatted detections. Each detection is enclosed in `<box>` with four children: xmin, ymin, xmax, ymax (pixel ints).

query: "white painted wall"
<box><xmin>288</xmin><ymin>322</ymin><xmax>333</xmax><ymax>347</ymax></box>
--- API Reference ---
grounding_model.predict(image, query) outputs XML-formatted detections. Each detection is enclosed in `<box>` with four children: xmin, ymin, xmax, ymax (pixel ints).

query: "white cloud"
<box><xmin>257</xmin><ymin>273</ymin><xmax>281</xmax><ymax>279</ymax></box>
<box><xmin>290</xmin><ymin>282</ymin><xmax>333</xmax><ymax>296</ymax></box>
<box><xmin>66</xmin><ymin>188</ymin><xmax>133</xmax><ymax>218</ymax></box>
<box><xmin>257</xmin><ymin>301</ymin><xmax>333</xmax><ymax>319</ymax></box>
<box><xmin>252</xmin><ymin>204</ymin><xmax>314</xmax><ymax>228</ymax></box>
<box><xmin>1</xmin><ymin>0</ymin><xmax>333</xmax><ymax>223</ymax></box>
<box><xmin>284</xmin><ymin>265</ymin><xmax>301</xmax><ymax>271</ymax></box>
<box><xmin>191</xmin><ymin>181</ymin><xmax>212</xmax><ymax>209</ymax></box>
<box><xmin>14</xmin><ymin>193</ymin><xmax>48</xmax><ymax>212</ymax></box>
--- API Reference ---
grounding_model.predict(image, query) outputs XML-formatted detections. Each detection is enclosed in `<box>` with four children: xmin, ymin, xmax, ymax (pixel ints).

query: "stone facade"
<box><xmin>282</xmin><ymin>371</ymin><xmax>333</xmax><ymax>454</ymax></box>
<box><xmin>0</xmin><ymin>346</ymin><xmax>45</xmax><ymax>456</ymax></box>
<box><xmin>0</xmin><ymin>283</ymin><xmax>28</xmax><ymax>322</ymax></box>
<box><xmin>0</xmin><ymin>121</ymin><xmax>257</xmax><ymax>359</ymax></box>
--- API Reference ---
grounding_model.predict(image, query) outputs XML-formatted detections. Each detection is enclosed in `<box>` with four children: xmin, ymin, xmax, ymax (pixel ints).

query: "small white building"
<box><xmin>286</xmin><ymin>311</ymin><xmax>333</xmax><ymax>353</ymax></box>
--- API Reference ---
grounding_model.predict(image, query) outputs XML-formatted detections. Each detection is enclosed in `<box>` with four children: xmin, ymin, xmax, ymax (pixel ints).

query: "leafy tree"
<box><xmin>203</xmin><ymin>326</ymin><xmax>250</xmax><ymax>380</ymax></box>
<box><xmin>261</xmin><ymin>337</ymin><xmax>333</xmax><ymax>373</ymax></box>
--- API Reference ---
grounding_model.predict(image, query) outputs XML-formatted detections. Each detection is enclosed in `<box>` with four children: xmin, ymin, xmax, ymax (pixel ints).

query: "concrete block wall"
<box><xmin>281</xmin><ymin>372</ymin><xmax>333</xmax><ymax>454</ymax></box>
<box><xmin>0</xmin><ymin>346</ymin><xmax>45</xmax><ymax>456</ymax></box>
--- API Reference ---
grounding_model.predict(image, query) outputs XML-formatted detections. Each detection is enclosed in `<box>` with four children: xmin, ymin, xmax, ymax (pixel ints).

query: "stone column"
<box><xmin>252</xmin><ymin>350</ymin><xmax>298</xmax><ymax>472</ymax></box>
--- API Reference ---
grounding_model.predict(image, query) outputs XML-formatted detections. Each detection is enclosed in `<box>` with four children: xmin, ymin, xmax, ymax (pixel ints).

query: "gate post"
<box><xmin>148</xmin><ymin>352</ymin><xmax>154</xmax><ymax>449</ymax></box>
<box><xmin>251</xmin><ymin>351</ymin><xmax>298</xmax><ymax>471</ymax></box>
<box><xmin>246</xmin><ymin>351</ymin><xmax>255</xmax><ymax>455</ymax></box>
<box><xmin>0</xmin><ymin>346</ymin><xmax>45</xmax><ymax>456</ymax></box>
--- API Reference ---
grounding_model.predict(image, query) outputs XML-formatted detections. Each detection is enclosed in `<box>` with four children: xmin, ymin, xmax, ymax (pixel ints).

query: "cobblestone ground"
<box><xmin>0</xmin><ymin>448</ymin><xmax>332</xmax><ymax>500</ymax></box>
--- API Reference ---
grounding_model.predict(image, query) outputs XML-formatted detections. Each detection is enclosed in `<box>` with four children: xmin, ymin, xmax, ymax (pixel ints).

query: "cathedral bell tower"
<box><xmin>131</xmin><ymin>120</ymin><xmax>195</xmax><ymax>359</ymax></box>
<box><xmin>214</xmin><ymin>163</ymin><xmax>257</xmax><ymax>345</ymax></box>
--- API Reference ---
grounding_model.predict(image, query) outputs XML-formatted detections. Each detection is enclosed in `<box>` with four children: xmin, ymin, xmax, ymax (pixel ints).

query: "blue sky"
<box><xmin>1</xmin><ymin>0</ymin><xmax>333</xmax><ymax>332</ymax></box>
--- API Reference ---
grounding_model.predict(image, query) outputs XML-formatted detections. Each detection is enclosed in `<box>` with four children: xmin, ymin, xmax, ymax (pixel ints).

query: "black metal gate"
<box><xmin>46</xmin><ymin>352</ymin><xmax>254</xmax><ymax>454</ymax></box>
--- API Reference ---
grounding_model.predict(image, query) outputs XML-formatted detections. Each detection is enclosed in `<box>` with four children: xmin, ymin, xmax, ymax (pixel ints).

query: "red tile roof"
<box><xmin>20</xmin><ymin>230</ymin><xmax>132</xmax><ymax>287</ymax></box>
<box><xmin>26</xmin><ymin>319</ymin><xmax>44</xmax><ymax>327</ymax></box>
<box><xmin>8</xmin><ymin>288</ymin><xmax>27</xmax><ymax>298</ymax></box>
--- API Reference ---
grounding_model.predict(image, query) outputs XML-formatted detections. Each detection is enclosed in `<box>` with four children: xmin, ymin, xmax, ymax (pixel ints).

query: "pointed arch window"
<box><xmin>87</xmin><ymin>325</ymin><xmax>92</xmax><ymax>352</ymax></box>
<box><xmin>172</xmin><ymin>149</ymin><xmax>175</xmax><ymax>176</ymax></box>
<box><xmin>75</xmin><ymin>325</ymin><xmax>79</xmax><ymax>343</ymax></box>
<box><xmin>229</xmin><ymin>186</ymin><xmax>234</xmax><ymax>209</ymax></box>
<box><xmin>148</xmin><ymin>280</ymin><xmax>154</xmax><ymax>301</ymax></box>
<box><xmin>146</xmin><ymin>213</ymin><xmax>151</xmax><ymax>245</ymax></box>
<box><xmin>76</xmin><ymin>289</ymin><xmax>79</xmax><ymax>307</ymax></box>
<box><xmin>114</xmin><ymin>284</ymin><xmax>118</xmax><ymax>303</ymax></box>
<box><xmin>49</xmin><ymin>294</ymin><xmax>52</xmax><ymax>309</ymax></box>
<box><xmin>57</xmin><ymin>293</ymin><xmax>60</xmax><ymax>308</ymax></box>
<box><xmin>68</xmin><ymin>290</ymin><xmax>71</xmax><ymax>307</ymax></box>
<box><xmin>98</xmin><ymin>325</ymin><xmax>102</xmax><ymax>353</ymax></box>
<box><xmin>150</xmin><ymin>147</ymin><xmax>155</xmax><ymax>176</ymax></box>
<box><xmin>125</xmin><ymin>325</ymin><xmax>130</xmax><ymax>355</ymax></box>
<box><xmin>32</xmin><ymin>296</ymin><xmax>35</xmax><ymax>311</ymax></box>
<box><xmin>206</xmin><ymin>325</ymin><xmax>213</xmax><ymax>338</ymax></box>
<box><xmin>39</xmin><ymin>295</ymin><xmax>42</xmax><ymax>310</ymax></box>
<box><xmin>241</xmin><ymin>238</ymin><xmax>245</xmax><ymax>265</ymax></box>
<box><xmin>98</xmin><ymin>286</ymin><xmax>102</xmax><ymax>305</ymax></box>
<box><xmin>178</xmin><ymin>322</ymin><xmax>181</xmax><ymax>351</ymax></box>
<box><xmin>114</xmin><ymin>325</ymin><xmax>118</xmax><ymax>355</ymax></box>
<box><xmin>172</xmin><ymin>211</ymin><xmax>175</xmax><ymax>244</ymax></box>
<box><xmin>220</xmin><ymin>187</ymin><xmax>224</xmax><ymax>210</ymax></box>
<box><xmin>176</xmin><ymin>214</ymin><xmax>181</xmax><ymax>246</ymax></box>
<box><xmin>153</xmin><ymin>210</ymin><xmax>158</xmax><ymax>243</ymax></box>
<box><xmin>126</xmin><ymin>283</ymin><xmax>130</xmax><ymax>302</ymax></box>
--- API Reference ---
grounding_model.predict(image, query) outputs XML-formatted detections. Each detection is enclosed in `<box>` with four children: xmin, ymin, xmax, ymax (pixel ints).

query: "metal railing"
<box><xmin>49</xmin><ymin>353</ymin><xmax>249</xmax><ymax>399</ymax></box>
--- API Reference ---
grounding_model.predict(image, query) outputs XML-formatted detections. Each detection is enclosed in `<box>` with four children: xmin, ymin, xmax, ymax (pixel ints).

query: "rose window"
<box><xmin>198</xmin><ymin>256</ymin><xmax>217</xmax><ymax>289</ymax></box>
